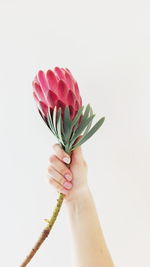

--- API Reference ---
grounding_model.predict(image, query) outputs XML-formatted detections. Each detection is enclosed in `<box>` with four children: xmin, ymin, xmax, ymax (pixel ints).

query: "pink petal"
<box><xmin>46</xmin><ymin>69</ymin><xmax>58</xmax><ymax>91</ymax></box>
<box><xmin>57</xmin><ymin>80</ymin><xmax>68</xmax><ymax>101</ymax></box>
<box><xmin>65</xmin><ymin>71</ymin><xmax>74</xmax><ymax>91</ymax></box>
<box><xmin>74</xmin><ymin>109</ymin><xmax>78</xmax><ymax>118</ymax></box>
<box><xmin>38</xmin><ymin>108</ymin><xmax>45</xmax><ymax>120</ymax></box>
<box><xmin>65</xmin><ymin>68</ymin><xmax>73</xmax><ymax>76</ymax></box>
<box><xmin>67</xmin><ymin>90</ymin><xmax>75</xmax><ymax>107</ymax></box>
<box><xmin>32</xmin><ymin>81</ymin><xmax>45</xmax><ymax>102</ymax></box>
<box><xmin>56</xmin><ymin>100</ymin><xmax>66</xmax><ymax>117</ymax></box>
<box><xmin>79</xmin><ymin>95</ymin><xmax>82</xmax><ymax>107</ymax></box>
<box><xmin>75</xmin><ymin>100</ymin><xmax>80</xmax><ymax>110</ymax></box>
<box><xmin>54</xmin><ymin>67</ymin><xmax>65</xmax><ymax>80</ymax></box>
<box><xmin>47</xmin><ymin>90</ymin><xmax>58</xmax><ymax>108</ymax></box>
<box><xmin>33</xmin><ymin>92</ymin><xmax>39</xmax><ymax>104</ymax></box>
<box><xmin>74</xmin><ymin>81</ymin><xmax>80</xmax><ymax>98</ymax></box>
<box><xmin>61</xmin><ymin>68</ymin><xmax>66</xmax><ymax>74</ymax></box>
<box><xmin>69</xmin><ymin>105</ymin><xmax>75</xmax><ymax>120</ymax></box>
<box><xmin>37</xmin><ymin>70</ymin><xmax>49</xmax><ymax>96</ymax></box>
<box><xmin>34</xmin><ymin>75</ymin><xmax>38</xmax><ymax>83</ymax></box>
<box><xmin>39</xmin><ymin>101</ymin><xmax>48</xmax><ymax>117</ymax></box>
<box><xmin>65</xmin><ymin>68</ymin><xmax>76</xmax><ymax>83</ymax></box>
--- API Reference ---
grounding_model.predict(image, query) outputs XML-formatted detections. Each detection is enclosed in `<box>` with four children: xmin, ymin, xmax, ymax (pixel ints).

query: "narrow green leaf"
<box><xmin>71</xmin><ymin>106</ymin><xmax>84</xmax><ymax>127</ymax></box>
<box><xmin>61</xmin><ymin>119</ymin><xmax>65</xmax><ymax>143</ymax></box>
<box><xmin>38</xmin><ymin>109</ymin><xmax>51</xmax><ymax>131</ymax></box>
<box><xmin>53</xmin><ymin>106</ymin><xmax>58</xmax><ymax>138</ymax></box>
<box><xmin>47</xmin><ymin>107</ymin><xmax>56</xmax><ymax>135</ymax></box>
<box><xmin>67</xmin><ymin>123</ymin><xmax>79</xmax><ymax>151</ymax></box>
<box><xmin>81</xmin><ymin>104</ymin><xmax>91</xmax><ymax>123</ymax></box>
<box><xmin>72</xmin><ymin>114</ymin><xmax>95</xmax><ymax>138</ymax></box>
<box><xmin>65</xmin><ymin>106</ymin><xmax>84</xmax><ymax>144</ymax></box>
<box><xmin>71</xmin><ymin>117</ymin><xmax>105</xmax><ymax>150</ymax></box>
<box><xmin>71</xmin><ymin>104</ymin><xmax>91</xmax><ymax>140</ymax></box>
<box><xmin>63</xmin><ymin>106</ymin><xmax>72</xmax><ymax>142</ymax></box>
<box><xmin>47</xmin><ymin>122</ymin><xmax>55</xmax><ymax>135</ymax></box>
<box><xmin>83</xmin><ymin>106</ymin><xmax>93</xmax><ymax>136</ymax></box>
<box><xmin>69</xmin><ymin>114</ymin><xmax>95</xmax><ymax>147</ymax></box>
<box><xmin>57</xmin><ymin>107</ymin><xmax>64</xmax><ymax>145</ymax></box>
<box><xmin>46</xmin><ymin>120</ymin><xmax>54</xmax><ymax>134</ymax></box>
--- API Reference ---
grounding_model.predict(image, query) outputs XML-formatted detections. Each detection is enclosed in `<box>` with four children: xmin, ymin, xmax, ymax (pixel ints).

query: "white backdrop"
<box><xmin>0</xmin><ymin>1</ymin><xmax>150</xmax><ymax>266</ymax></box>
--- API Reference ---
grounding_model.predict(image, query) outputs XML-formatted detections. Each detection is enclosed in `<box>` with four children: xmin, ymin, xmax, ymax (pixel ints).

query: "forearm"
<box><xmin>65</xmin><ymin>186</ymin><xmax>114</xmax><ymax>267</ymax></box>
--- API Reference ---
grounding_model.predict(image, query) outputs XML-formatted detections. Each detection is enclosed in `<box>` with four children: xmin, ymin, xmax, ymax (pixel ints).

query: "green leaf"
<box><xmin>61</xmin><ymin>119</ymin><xmax>65</xmax><ymax>143</ymax></box>
<box><xmin>63</xmin><ymin>106</ymin><xmax>72</xmax><ymax>142</ymax></box>
<box><xmin>71</xmin><ymin>116</ymin><xmax>105</xmax><ymax>150</ymax></box>
<box><xmin>83</xmin><ymin>106</ymin><xmax>93</xmax><ymax>136</ymax></box>
<box><xmin>67</xmin><ymin>123</ymin><xmax>79</xmax><ymax>151</ymax></box>
<box><xmin>71</xmin><ymin>104</ymin><xmax>91</xmax><ymax>140</ymax></box>
<box><xmin>56</xmin><ymin>107</ymin><xmax>64</xmax><ymax>145</ymax></box>
<box><xmin>71</xmin><ymin>106</ymin><xmax>84</xmax><ymax>127</ymax></box>
<box><xmin>81</xmin><ymin>104</ymin><xmax>91</xmax><ymax>123</ymax></box>
<box><xmin>69</xmin><ymin>114</ymin><xmax>95</xmax><ymax>147</ymax></box>
<box><xmin>47</xmin><ymin>107</ymin><xmax>56</xmax><ymax>135</ymax></box>
<box><xmin>65</xmin><ymin>106</ymin><xmax>84</xmax><ymax>144</ymax></box>
<box><xmin>53</xmin><ymin>106</ymin><xmax>58</xmax><ymax>138</ymax></box>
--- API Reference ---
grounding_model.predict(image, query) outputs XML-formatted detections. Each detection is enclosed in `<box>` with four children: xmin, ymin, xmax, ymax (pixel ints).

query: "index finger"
<box><xmin>52</xmin><ymin>143</ymin><xmax>71</xmax><ymax>164</ymax></box>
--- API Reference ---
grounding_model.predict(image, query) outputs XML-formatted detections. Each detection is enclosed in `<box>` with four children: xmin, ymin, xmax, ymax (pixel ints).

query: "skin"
<box><xmin>47</xmin><ymin>142</ymin><xmax>115</xmax><ymax>267</ymax></box>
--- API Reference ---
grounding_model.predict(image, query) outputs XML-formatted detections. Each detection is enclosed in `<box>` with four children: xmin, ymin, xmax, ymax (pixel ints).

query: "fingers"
<box><xmin>49</xmin><ymin>155</ymin><xmax>72</xmax><ymax>181</ymax></box>
<box><xmin>48</xmin><ymin>165</ymin><xmax>72</xmax><ymax>189</ymax></box>
<box><xmin>52</xmin><ymin>143</ymin><xmax>71</xmax><ymax>164</ymax></box>
<box><xmin>48</xmin><ymin>178</ymin><xmax>70</xmax><ymax>195</ymax></box>
<box><xmin>52</xmin><ymin>139</ymin><xmax>85</xmax><ymax>166</ymax></box>
<box><xmin>48</xmin><ymin>148</ymin><xmax>73</xmax><ymax>195</ymax></box>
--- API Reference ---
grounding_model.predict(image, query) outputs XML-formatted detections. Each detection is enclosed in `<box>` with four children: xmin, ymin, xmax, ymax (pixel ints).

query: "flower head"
<box><xmin>32</xmin><ymin>66</ymin><xmax>105</xmax><ymax>153</ymax></box>
<box><xmin>32</xmin><ymin>67</ymin><xmax>82</xmax><ymax>121</ymax></box>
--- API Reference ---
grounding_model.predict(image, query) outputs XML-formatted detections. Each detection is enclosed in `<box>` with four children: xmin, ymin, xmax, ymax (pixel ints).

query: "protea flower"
<box><xmin>32</xmin><ymin>67</ymin><xmax>82</xmax><ymax>121</ymax></box>
<box><xmin>32</xmin><ymin>66</ymin><xmax>105</xmax><ymax>154</ymax></box>
<box><xmin>20</xmin><ymin>67</ymin><xmax>105</xmax><ymax>267</ymax></box>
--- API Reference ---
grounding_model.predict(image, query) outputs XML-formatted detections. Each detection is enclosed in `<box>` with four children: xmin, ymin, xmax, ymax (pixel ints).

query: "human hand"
<box><xmin>47</xmin><ymin>138</ymin><xmax>89</xmax><ymax>203</ymax></box>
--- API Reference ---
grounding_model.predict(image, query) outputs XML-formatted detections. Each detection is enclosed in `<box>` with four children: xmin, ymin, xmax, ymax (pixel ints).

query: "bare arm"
<box><xmin>47</xmin><ymin>142</ymin><xmax>114</xmax><ymax>267</ymax></box>
<box><xmin>66</xmin><ymin>188</ymin><xmax>114</xmax><ymax>267</ymax></box>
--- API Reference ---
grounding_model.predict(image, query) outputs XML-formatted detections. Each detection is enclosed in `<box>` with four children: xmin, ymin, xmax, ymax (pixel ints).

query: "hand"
<box><xmin>47</xmin><ymin>139</ymin><xmax>89</xmax><ymax>203</ymax></box>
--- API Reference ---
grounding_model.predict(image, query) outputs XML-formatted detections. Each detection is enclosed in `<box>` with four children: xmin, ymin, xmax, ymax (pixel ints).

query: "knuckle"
<box><xmin>48</xmin><ymin>177</ymin><xmax>53</xmax><ymax>183</ymax></box>
<box><xmin>60</xmin><ymin>177</ymin><xmax>66</xmax><ymax>186</ymax></box>
<box><xmin>55</xmin><ymin>183</ymin><xmax>61</xmax><ymax>191</ymax></box>
<box><xmin>53</xmin><ymin>143</ymin><xmax>64</xmax><ymax>157</ymax></box>
<box><xmin>49</xmin><ymin>155</ymin><xmax>56</xmax><ymax>163</ymax></box>
<box><xmin>59</xmin><ymin>167</ymin><xmax>66</xmax><ymax>176</ymax></box>
<box><xmin>53</xmin><ymin>143</ymin><xmax>60</xmax><ymax>151</ymax></box>
<box><xmin>48</xmin><ymin>165</ymin><xmax>53</xmax><ymax>173</ymax></box>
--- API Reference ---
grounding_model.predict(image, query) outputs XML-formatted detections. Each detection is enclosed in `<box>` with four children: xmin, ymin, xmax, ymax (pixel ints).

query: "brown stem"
<box><xmin>20</xmin><ymin>160</ymin><xmax>71</xmax><ymax>266</ymax></box>
<box><xmin>20</xmin><ymin>193</ymin><xmax>65</xmax><ymax>267</ymax></box>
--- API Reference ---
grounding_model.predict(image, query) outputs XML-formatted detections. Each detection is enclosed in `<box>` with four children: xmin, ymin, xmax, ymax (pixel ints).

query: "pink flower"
<box><xmin>32</xmin><ymin>67</ymin><xmax>82</xmax><ymax>121</ymax></box>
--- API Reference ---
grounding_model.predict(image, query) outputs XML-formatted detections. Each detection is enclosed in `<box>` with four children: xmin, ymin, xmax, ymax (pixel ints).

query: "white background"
<box><xmin>0</xmin><ymin>1</ymin><xmax>150</xmax><ymax>266</ymax></box>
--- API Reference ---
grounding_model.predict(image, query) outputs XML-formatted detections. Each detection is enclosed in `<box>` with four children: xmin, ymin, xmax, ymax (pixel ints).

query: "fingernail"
<box><xmin>60</xmin><ymin>188</ymin><xmax>68</xmax><ymax>195</ymax></box>
<box><xmin>64</xmin><ymin>174</ymin><xmax>72</xmax><ymax>181</ymax></box>
<box><xmin>63</xmin><ymin>181</ymin><xmax>72</xmax><ymax>189</ymax></box>
<box><xmin>63</xmin><ymin>157</ymin><xmax>70</xmax><ymax>164</ymax></box>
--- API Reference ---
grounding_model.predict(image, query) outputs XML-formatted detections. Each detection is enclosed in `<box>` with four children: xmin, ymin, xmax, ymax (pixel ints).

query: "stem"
<box><xmin>20</xmin><ymin>152</ymin><xmax>71</xmax><ymax>266</ymax></box>
<box><xmin>20</xmin><ymin>193</ymin><xmax>65</xmax><ymax>267</ymax></box>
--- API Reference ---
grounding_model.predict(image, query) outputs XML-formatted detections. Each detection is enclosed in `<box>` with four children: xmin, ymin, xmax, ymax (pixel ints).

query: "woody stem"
<box><xmin>20</xmin><ymin>151</ymin><xmax>71</xmax><ymax>266</ymax></box>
